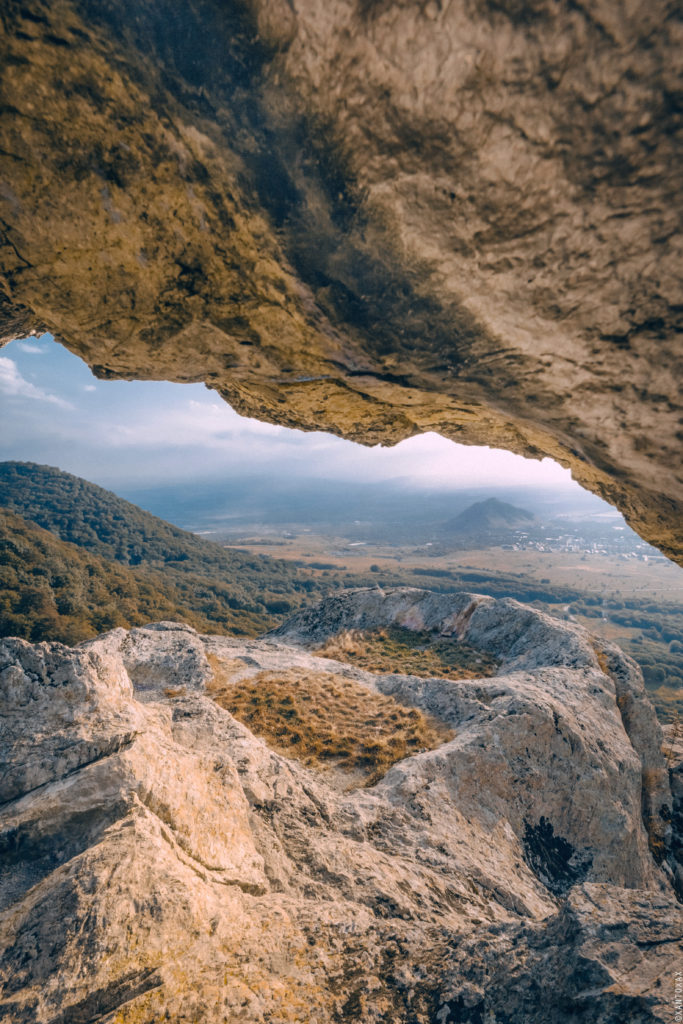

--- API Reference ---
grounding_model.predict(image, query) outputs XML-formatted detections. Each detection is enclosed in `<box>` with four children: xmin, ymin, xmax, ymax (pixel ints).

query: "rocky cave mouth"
<box><xmin>0</xmin><ymin>340</ymin><xmax>681</xmax><ymax>728</ymax></box>
<box><xmin>1</xmin><ymin>0</ymin><xmax>682</xmax><ymax>563</ymax></box>
<box><xmin>1</xmin><ymin>1</ymin><xmax>682</xmax><ymax>1019</ymax></box>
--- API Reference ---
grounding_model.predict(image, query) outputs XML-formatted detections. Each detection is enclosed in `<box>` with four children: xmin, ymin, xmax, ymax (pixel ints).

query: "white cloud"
<box><xmin>186</xmin><ymin>399</ymin><xmax>284</xmax><ymax>437</ymax></box>
<box><xmin>16</xmin><ymin>342</ymin><xmax>44</xmax><ymax>355</ymax></box>
<box><xmin>64</xmin><ymin>390</ymin><xmax>576</xmax><ymax>491</ymax></box>
<box><xmin>338</xmin><ymin>432</ymin><xmax>576</xmax><ymax>489</ymax></box>
<box><xmin>100</xmin><ymin>397</ymin><xmax>289</xmax><ymax>451</ymax></box>
<box><xmin>84</xmin><ymin>384</ymin><xmax>97</xmax><ymax>392</ymax></box>
<box><xmin>0</xmin><ymin>356</ymin><xmax>73</xmax><ymax>409</ymax></box>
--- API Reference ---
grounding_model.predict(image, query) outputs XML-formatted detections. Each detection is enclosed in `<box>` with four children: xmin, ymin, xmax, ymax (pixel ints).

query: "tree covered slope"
<box><xmin>0</xmin><ymin>463</ymin><xmax>332</xmax><ymax>642</ymax></box>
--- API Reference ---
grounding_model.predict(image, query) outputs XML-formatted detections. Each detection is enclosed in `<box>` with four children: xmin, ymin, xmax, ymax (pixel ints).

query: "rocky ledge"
<box><xmin>1</xmin><ymin>589</ymin><xmax>681</xmax><ymax>1023</ymax></box>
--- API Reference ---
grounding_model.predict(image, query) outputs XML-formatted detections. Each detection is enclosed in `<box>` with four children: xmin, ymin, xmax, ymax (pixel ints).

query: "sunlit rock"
<box><xmin>1</xmin><ymin>592</ymin><xmax>680</xmax><ymax>1021</ymax></box>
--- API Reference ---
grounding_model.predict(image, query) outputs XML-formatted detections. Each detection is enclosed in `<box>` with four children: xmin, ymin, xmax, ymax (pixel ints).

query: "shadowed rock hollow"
<box><xmin>0</xmin><ymin>0</ymin><xmax>681</xmax><ymax>559</ymax></box>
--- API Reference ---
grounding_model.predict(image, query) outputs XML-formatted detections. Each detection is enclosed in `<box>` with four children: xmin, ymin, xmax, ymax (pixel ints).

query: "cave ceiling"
<box><xmin>0</xmin><ymin>0</ymin><xmax>681</xmax><ymax>560</ymax></box>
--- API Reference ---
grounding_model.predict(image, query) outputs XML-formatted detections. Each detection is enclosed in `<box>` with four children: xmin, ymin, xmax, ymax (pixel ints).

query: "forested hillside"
<box><xmin>0</xmin><ymin>510</ymin><xmax>216</xmax><ymax>642</ymax></box>
<box><xmin>0</xmin><ymin>461</ymin><xmax>312</xmax><ymax>577</ymax></box>
<box><xmin>0</xmin><ymin>462</ymin><xmax>333</xmax><ymax>642</ymax></box>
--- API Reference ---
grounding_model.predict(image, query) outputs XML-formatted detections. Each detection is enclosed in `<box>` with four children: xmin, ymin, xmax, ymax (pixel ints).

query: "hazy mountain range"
<box><xmin>121</xmin><ymin>475</ymin><xmax>611</xmax><ymax>537</ymax></box>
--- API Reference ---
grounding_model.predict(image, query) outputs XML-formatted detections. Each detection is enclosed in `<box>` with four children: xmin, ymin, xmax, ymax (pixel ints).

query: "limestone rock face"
<box><xmin>664</xmin><ymin>721</ymin><xmax>683</xmax><ymax>899</ymax></box>
<box><xmin>0</xmin><ymin>1</ymin><xmax>682</xmax><ymax>560</ymax></box>
<box><xmin>1</xmin><ymin>591</ymin><xmax>680</xmax><ymax>1022</ymax></box>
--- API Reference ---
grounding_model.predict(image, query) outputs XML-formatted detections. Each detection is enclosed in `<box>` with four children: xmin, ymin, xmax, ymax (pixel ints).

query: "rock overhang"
<box><xmin>0</xmin><ymin>0</ymin><xmax>681</xmax><ymax>560</ymax></box>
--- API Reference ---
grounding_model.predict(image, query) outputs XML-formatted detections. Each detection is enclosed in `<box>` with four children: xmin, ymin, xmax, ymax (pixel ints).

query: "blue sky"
<box><xmin>0</xmin><ymin>334</ymin><xmax>583</xmax><ymax>494</ymax></box>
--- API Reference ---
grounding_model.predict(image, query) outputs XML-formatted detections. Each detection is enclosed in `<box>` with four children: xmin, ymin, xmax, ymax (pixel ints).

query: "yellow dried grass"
<box><xmin>207</xmin><ymin>659</ymin><xmax>453</xmax><ymax>786</ymax></box>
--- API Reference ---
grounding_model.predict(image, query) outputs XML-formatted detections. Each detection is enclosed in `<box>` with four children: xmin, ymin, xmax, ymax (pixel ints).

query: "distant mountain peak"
<box><xmin>445</xmin><ymin>497</ymin><xmax>534</xmax><ymax>533</ymax></box>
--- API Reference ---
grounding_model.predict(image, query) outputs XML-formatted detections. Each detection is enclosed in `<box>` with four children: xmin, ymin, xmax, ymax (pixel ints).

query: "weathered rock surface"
<box><xmin>0</xmin><ymin>1</ymin><xmax>682</xmax><ymax>559</ymax></box>
<box><xmin>1</xmin><ymin>591</ymin><xmax>680</xmax><ymax>1022</ymax></box>
<box><xmin>663</xmin><ymin>720</ymin><xmax>683</xmax><ymax>899</ymax></box>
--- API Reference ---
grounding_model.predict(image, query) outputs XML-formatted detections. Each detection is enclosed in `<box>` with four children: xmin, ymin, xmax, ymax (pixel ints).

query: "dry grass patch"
<box><xmin>207</xmin><ymin>664</ymin><xmax>454</xmax><ymax>786</ymax></box>
<box><xmin>315</xmin><ymin>625</ymin><xmax>500</xmax><ymax>680</ymax></box>
<box><xmin>163</xmin><ymin>685</ymin><xmax>187</xmax><ymax>698</ymax></box>
<box><xmin>591</xmin><ymin>645</ymin><xmax>612</xmax><ymax>677</ymax></box>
